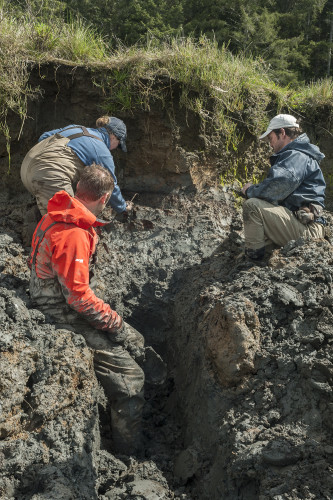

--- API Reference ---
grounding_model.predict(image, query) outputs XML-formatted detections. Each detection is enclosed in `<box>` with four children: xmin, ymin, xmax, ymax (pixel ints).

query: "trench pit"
<box><xmin>91</xmin><ymin>188</ymin><xmax>242</xmax><ymax>497</ymax></box>
<box><xmin>0</xmin><ymin>185</ymin><xmax>242</xmax><ymax>499</ymax></box>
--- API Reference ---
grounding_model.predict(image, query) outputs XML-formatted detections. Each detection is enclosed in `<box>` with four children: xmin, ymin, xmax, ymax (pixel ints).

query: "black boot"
<box><xmin>245</xmin><ymin>246</ymin><xmax>265</xmax><ymax>260</ymax></box>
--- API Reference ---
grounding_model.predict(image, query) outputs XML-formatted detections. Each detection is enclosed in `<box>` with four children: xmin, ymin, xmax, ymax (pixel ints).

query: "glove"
<box><xmin>110</xmin><ymin>326</ymin><xmax>128</xmax><ymax>344</ymax></box>
<box><xmin>107</xmin><ymin>310</ymin><xmax>123</xmax><ymax>332</ymax></box>
<box><xmin>125</xmin><ymin>200</ymin><xmax>134</xmax><ymax>212</ymax></box>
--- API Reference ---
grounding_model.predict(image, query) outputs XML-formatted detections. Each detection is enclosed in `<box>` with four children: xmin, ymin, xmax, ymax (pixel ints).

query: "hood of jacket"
<box><xmin>47</xmin><ymin>190</ymin><xmax>99</xmax><ymax>229</ymax></box>
<box><xmin>275</xmin><ymin>133</ymin><xmax>325</xmax><ymax>163</ymax></box>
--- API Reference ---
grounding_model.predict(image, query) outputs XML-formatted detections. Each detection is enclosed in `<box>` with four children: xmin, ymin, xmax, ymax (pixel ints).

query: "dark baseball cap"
<box><xmin>105</xmin><ymin>117</ymin><xmax>127</xmax><ymax>152</ymax></box>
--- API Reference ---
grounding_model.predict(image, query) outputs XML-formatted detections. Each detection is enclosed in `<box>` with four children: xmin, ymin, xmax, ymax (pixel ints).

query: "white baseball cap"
<box><xmin>259</xmin><ymin>114</ymin><xmax>299</xmax><ymax>139</ymax></box>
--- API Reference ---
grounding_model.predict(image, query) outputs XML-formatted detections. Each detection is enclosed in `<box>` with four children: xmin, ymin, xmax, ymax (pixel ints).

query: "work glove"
<box><xmin>111</xmin><ymin>326</ymin><xmax>128</xmax><ymax>344</ymax></box>
<box><xmin>110</xmin><ymin>322</ymin><xmax>144</xmax><ymax>352</ymax></box>
<box><xmin>107</xmin><ymin>310</ymin><xmax>123</xmax><ymax>333</ymax></box>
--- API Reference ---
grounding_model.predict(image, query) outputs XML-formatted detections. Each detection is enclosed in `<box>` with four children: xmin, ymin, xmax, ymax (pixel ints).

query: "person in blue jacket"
<box><xmin>21</xmin><ymin>116</ymin><xmax>133</xmax><ymax>216</ymax></box>
<box><xmin>241</xmin><ymin>114</ymin><xmax>326</xmax><ymax>260</ymax></box>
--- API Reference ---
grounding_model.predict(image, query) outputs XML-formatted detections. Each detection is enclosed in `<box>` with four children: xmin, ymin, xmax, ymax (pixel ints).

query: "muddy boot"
<box><xmin>111</xmin><ymin>395</ymin><xmax>144</xmax><ymax>456</ymax></box>
<box><xmin>22</xmin><ymin>205</ymin><xmax>42</xmax><ymax>246</ymax></box>
<box><xmin>245</xmin><ymin>246</ymin><xmax>265</xmax><ymax>260</ymax></box>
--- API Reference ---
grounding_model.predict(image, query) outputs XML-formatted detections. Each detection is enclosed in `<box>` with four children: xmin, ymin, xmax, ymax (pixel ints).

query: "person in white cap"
<box><xmin>21</xmin><ymin>116</ymin><xmax>133</xmax><ymax>245</ymax></box>
<box><xmin>241</xmin><ymin>114</ymin><xmax>327</xmax><ymax>260</ymax></box>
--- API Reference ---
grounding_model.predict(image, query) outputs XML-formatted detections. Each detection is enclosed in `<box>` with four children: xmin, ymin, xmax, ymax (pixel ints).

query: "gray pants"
<box><xmin>243</xmin><ymin>198</ymin><xmax>325</xmax><ymax>251</ymax></box>
<box><xmin>84</xmin><ymin>325</ymin><xmax>145</xmax><ymax>455</ymax></box>
<box><xmin>36</xmin><ymin>301</ymin><xmax>145</xmax><ymax>455</ymax></box>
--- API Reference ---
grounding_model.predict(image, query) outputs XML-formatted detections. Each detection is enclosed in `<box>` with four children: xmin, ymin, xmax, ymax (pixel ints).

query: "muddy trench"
<box><xmin>1</xmin><ymin>183</ymin><xmax>333</xmax><ymax>500</ymax></box>
<box><xmin>0</xmin><ymin>184</ymin><xmax>240</xmax><ymax>499</ymax></box>
<box><xmin>0</xmin><ymin>65</ymin><xmax>333</xmax><ymax>500</ymax></box>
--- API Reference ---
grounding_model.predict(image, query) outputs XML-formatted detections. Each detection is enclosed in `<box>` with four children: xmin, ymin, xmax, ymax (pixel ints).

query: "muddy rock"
<box><xmin>202</xmin><ymin>294</ymin><xmax>260</xmax><ymax>386</ymax></box>
<box><xmin>170</xmin><ymin>237</ymin><xmax>333</xmax><ymax>499</ymax></box>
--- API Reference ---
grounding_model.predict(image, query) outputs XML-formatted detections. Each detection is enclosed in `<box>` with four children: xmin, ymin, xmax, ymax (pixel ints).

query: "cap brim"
<box><xmin>259</xmin><ymin>129</ymin><xmax>271</xmax><ymax>140</ymax></box>
<box><xmin>119</xmin><ymin>138</ymin><xmax>127</xmax><ymax>152</ymax></box>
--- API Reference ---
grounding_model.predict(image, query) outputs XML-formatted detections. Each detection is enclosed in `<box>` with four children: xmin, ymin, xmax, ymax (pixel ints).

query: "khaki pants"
<box><xmin>21</xmin><ymin>134</ymin><xmax>85</xmax><ymax>215</ymax></box>
<box><xmin>243</xmin><ymin>198</ymin><xmax>325</xmax><ymax>250</ymax></box>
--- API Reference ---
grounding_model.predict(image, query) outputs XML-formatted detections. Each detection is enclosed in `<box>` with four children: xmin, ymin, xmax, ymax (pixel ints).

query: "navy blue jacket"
<box><xmin>39</xmin><ymin>125</ymin><xmax>127</xmax><ymax>213</ymax></box>
<box><xmin>246</xmin><ymin>134</ymin><xmax>326</xmax><ymax>211</ymax></box>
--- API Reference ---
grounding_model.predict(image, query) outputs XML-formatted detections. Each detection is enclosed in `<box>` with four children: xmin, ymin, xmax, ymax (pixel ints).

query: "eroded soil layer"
<box><xmin>0</xmin><ymin>189</ymin><xmax>332</xmax><ymax>500</ymax></box>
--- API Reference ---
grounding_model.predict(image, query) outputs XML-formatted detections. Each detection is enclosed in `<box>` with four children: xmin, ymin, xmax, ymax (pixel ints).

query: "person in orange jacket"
<box><xmin>29</xmin><ymin>162</ymin><xmax>144</xmax><ymax>455</ymax></box>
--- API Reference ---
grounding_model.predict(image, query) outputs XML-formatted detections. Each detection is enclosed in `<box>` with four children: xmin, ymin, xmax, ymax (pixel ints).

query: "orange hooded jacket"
<box><xmin>29</xmin><ymin>190</ymin><xmax>122</xmax><ymax>332</ymax></box>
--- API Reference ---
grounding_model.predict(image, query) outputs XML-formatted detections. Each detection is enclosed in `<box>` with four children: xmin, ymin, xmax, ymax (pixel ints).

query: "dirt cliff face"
<box><xmin>2</xmin><ymin>63</ymin><xmax>333</xmax><ymax>209</ymax></box>
<box><xmin>0</xmin><ymin>64</ymin><xmax>333</xmax><ymax>499</ymax></box>
<box><xmin>170</xmin><ymin>235</ymin><xmax>333</xmax><ymax>499</ymax></box>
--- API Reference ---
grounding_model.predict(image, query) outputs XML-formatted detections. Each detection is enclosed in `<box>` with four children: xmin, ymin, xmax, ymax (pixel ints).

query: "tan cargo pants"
<box><xmin>21</xmin><ymin>134</ymin><xmax>85</xmax><ymax>215</ymax></box>
<box><xmin>243</xmin><ymin>198</ymin><xmax>325</xmax><ymax>251</ymax></box>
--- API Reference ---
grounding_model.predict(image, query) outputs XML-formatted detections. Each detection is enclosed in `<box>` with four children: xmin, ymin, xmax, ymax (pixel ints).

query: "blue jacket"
<box><xmin>246</xmin><ymin>133</ymin><xmax>326</xmax><ymax>212</ymax></box>
<box><xmin>39</xmin><ymin>125</ymin><xmax>127</xmax><ymax>213</ymax></box>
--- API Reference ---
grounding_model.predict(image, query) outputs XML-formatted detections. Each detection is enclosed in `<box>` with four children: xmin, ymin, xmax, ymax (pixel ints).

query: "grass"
<box><xmin>1</xmin><ymin>6</ymin><xmax>333</xmax><ymax>180</ymax></box>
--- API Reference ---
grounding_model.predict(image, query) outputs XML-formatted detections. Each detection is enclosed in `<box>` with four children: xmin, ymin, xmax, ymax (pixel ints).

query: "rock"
<box><xmin>275</xmin><ymin>283</ymin><xmax>304</xmax><ymax>306</ymax></box>
<box><xmin>262</xmin><ymin>440</ymin><xmax>301</xmax><ymax>466</ymax></box>
<box><xmin>127</xmin><ymin>479</ymin><xmax>169</xmax><ymax>499</ymax></box>
<box><xmin>6</xmin><ymin>296</ymin><xmax>30</xmax><ymax>322</ymax></box>
<box><xmin>174</xmin><ymin>445</ymin><xmax>200</xmax><ymax>483</ymax></box>
<box><xmin>203</xmin><ymin>295</ymin><xmax>261</xmax><ymax>386</ymax></box>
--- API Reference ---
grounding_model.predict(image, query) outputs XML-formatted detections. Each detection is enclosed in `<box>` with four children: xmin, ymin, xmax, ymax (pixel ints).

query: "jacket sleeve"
<box><xmin>51</xmin><ymin>228</ymin><xmax>122</xmax><ymax>332</ymax></box>
<box><xmin>88</xmin><ymin>142</ymin><xmax>127</xmax><ymax>213</ymax></box>
<box><xmin>246</xmin><ymin>150</ymin><xmax>304</xmax><ymax>204</ymax></box>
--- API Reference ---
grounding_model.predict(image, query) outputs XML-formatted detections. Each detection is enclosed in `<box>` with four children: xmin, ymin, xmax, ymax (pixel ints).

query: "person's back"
<box><xmin>21</xmin><ymin>116</ymin><xmax>134</xmax><ymax>246</ymax></box>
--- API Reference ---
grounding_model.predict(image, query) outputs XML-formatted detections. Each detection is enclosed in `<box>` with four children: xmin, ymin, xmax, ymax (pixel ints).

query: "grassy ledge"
<box><xmin>1</xmin><ymin>5</ymin><xmax>333</xmax><ymax>183</ymax></box>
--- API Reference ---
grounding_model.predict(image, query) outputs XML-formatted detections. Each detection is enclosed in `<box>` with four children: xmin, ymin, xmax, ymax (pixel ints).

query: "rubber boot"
<box><xmin>245</xmin><ymin>246</ymin><xmax>265</xmax><ymax>260</ymax></box>
<box><xmin>111</xmin><ymin>395</ymin><xmax>144</xmax><ymax>456</ymax></box>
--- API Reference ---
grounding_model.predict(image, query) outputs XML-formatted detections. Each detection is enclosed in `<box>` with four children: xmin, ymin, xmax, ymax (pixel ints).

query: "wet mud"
<box><xmin>0</xmin><ymin>187</ymin><xmax>332</xmax><ymax>500</ymax></box>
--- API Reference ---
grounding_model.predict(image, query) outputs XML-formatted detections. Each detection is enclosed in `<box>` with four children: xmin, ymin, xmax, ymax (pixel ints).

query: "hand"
<box><xmin>108</xmin><ymin>311</ymin><xmax>123</xmax><ymax>332</ymax></box>
<box><xmin>242</xmin><ymin>182</ymin><xmax>253</xmax><ymax>196</ymax></box>
<box><xmin>111</xmin><ymin>327</ymin><xmax>128</xmax><ymax>344</ymax></box>
<box><xmin>125</xmin><ymin>201</ymin><xmax>134</xmax><ymax>212</ymax></box>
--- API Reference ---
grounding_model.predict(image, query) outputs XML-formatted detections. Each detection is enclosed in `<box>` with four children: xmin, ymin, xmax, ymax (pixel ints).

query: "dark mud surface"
<box><xmin>0</xmin><ymin>187</ymin><xmax>333</xmax><ymax>500</ymax></box>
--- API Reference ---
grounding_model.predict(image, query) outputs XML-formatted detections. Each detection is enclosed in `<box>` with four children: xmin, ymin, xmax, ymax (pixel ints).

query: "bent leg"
<box><xmin>93</xmin><ymin>345</ymin><xmax>144</xmax><ymax>455</ymax></box>
<box><xmin>81</xmin><ymin>326</ymin><xmax>145</xmax><ymax>456</ymax></box>
<box><xmin>243</xmin><ymin>198</ymin><xmax>325</xmax><ymax>258</ymax></box>
<box><xmin>38</xmin><ymin>306</ymin><xmax>145</xmax><ymax>455</ymax></box>
<box><xmin>243</xmin><ymin>198</ymin><xmax>304</xmax><ymax>252</ymax></box>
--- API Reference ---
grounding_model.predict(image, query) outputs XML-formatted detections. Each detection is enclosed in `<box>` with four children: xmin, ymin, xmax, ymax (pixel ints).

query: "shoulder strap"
<box><xmin>31</xmin><ymin>219</ymin><xmax>60</xmax><ymax>270</ymax></box>
<box><xmin>61</xmin><ymin>125</ymin><xmax>103</xmax><ymax>142</ymax></box>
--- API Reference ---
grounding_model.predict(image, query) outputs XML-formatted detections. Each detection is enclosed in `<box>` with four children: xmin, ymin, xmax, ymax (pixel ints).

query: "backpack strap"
<box><xmin>60</xmin><ymin>125</ymin><xmax>104</xmax><ymax>142</ymax></box>
<box><xmin>31</xmin><ymin>219</ymin><xmax>60</xmax><ymax>270</ymax></box>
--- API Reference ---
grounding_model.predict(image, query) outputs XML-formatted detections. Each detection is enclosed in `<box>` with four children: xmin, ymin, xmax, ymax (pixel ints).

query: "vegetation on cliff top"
<box><xmin>1</xmin><ymin>2</ymin><xmax>333</xmax><ymax>177</ymax></box>
<box><xmin>8</xmin><ymin>0</ymin><xmax>333</xmax><ymax>85</ymax></box>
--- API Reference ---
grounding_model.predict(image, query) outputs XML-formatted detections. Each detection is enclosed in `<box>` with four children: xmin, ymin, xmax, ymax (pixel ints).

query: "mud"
<box><xmin>0</xmin><ymin>184</ymin><xmax>332</xmax><ymax>500</ymax></box>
